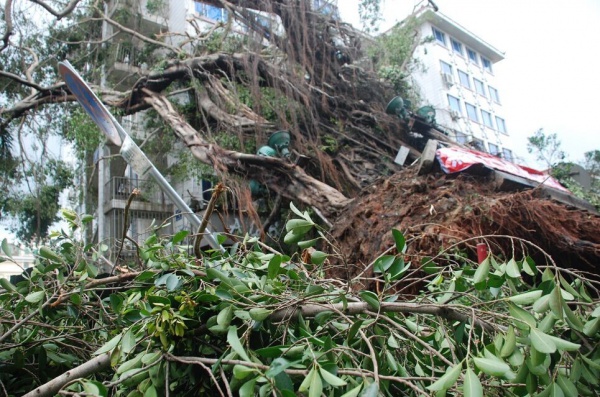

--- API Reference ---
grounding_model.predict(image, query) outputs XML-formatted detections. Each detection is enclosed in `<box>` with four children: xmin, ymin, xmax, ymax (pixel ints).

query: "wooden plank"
<box><xmin>394</xmin><ymin>146</ymin><xmax>410</xmax><ymax>166</ymax></box>
<box><xmin>417</xmin><ymin>139</ymin><xmax>438</xmax><ymax>175</ymax></box>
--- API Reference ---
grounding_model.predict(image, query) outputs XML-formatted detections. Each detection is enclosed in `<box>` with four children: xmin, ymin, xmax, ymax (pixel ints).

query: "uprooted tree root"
<box><xmin>329</xmin><ymin>167</ymin><xmax>600</xmax><ymax>285</ymax></box>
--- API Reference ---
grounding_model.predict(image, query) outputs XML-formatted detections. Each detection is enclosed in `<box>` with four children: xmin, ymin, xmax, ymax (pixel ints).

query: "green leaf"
<box><xmin>359</xmin><ymin>290</ymin><xmax>380</xmax><ymax>310</ymax></box>
<box><xmin>532</xmin><ymin>293</ymin><xmax>551</xmax><ymax>313</ymax></box>
<box><xmin>299</xmin><ymin>366</ymin><xmax>316</xmax><ymax>392</ymax></box>
<box><xmin>144</xmin><ymin>385</ymin><xmax>157</xmax><ymax>397</ymax></box>
<box><xmin>38</xmin><ymin>246</ymin><xmax>62</xmax><ymax>262</ymax></box>
<box><xmin>392</xmin><ymin>229</ymin><xmax>406</xmax><ymax>253</ymax></box>
<box><xmin>285</xmin><ymin>219</ymin><xmax>314</xmax><ymax>234</ymax></box>
<box><xmin>265</xmin><ymin>358</ymin><xmax>292</xmax><ymax>378</ymax></box>
<box><xmin>283</xmin><ymin>230</ymin><xmax>303</xmax><ymax>245</ymax></box>
<box><xmin>473</xmin><ymin>256</ymin><xmax>490</xmax><ymax>289</ymax></box>
<box><xmin>171</xmin><ymin>230</ymin><xmax>189</xmax><ymax>244</ymax></box>
<box><xmin>373</xmin><ymin>255</ymin><xmax>395</xmax><ymax>273</ymax></box>
<box><xmin>358</xmin><ymin>382</ymin><xmax>379</xmax><ymax>397</ymax></box>
<box><xmin>227</xmin><ymin>326</ymin><xmax>251</xmax><ymax>362</ymax></box>
<box><xmin>319</xmin><ymin>367</ymin><xmax>347</xmax><ymax>386</ymax></box>
<box><xmin>507</xmin><ymin>290</ymin><xmax>542</xmax><ymax>305</ymax></box>
<box><xmin>121</xmin><ymin>328</ymin><xmax>136</xmax><ymax>354</ymax></box>
<box><xmin>426</xmin><ymin>362</ymin><xmax>462</xmax><ymax>391</ymax></box>
<box><xmin>505</xmin><ymin>258</ymin><xmax>521</xmax><ymax>278</ymax></box>
<box><xmin>309</xmin><ymin>370</ymin><xmax>323</xmax><ymax>397</ymax></box>
<box><xmin>508</xmin><ymin>302</ymin><xmax>536</xmax><ymax>329</ymax></box>
<box><xmin>165</xmin><ymin>274</ymin><xmax>181</xmax><ymax>292</ymax></box>
<box><xmin>583</xmin><ymin>316</ymin><xmax>600</xmax><ymax>337</ymax></box>
<box><xmin>523</xmin><ymin>256</ymin><xmax>537</xmax><ymax>276</ymax></box>
<box><xmin>298</xmin><ymin>238</ymin><xmax>319</xmax><ymax>249</ymax></box>
<box><xmin>217</xmin><ymin>306</ymin><xmax>233</xmax><ymax>327</ymax></box>
<box><xmin>267</xmin><ymin>255</ymin><xmax>282</xmax><ymax>280</ymax></box>
<box><xmin>239</xmin><ymin>377</ymin><xmax>256</xmax><ymax>397</ymax></box>
<box><xmin>549</xmin><ymin>286</ymin><xmax>564</xmax><ymax>320</ymax></box>
<box><xmin>464</xmin><ymin>367</ymin><xmax>483</xmax><ymax>397</ymax></box>
<box><xmin>94</xmin><ymin>334</ymin><xmax>122</xmax><ymax>355</ymax></box>
<box><xmin>25</xmin><ymin>291</ymin><xmax>45</xmax><ymax>303</ymax></box>
<box><xmin>1</xmin><ymin>238</ymin><xmax>12</xmax><ymax>258</ymax></box>
<box><xmin>545</xmin><ymin>334</ymin><xmax>580</xmax><ymax>352</ymax></box>
<box><xmin>310</xmin><ymin>251</ymin><xmax>327</xmax><ymax>265</ymax></box>
<box><xmin>529</xmin><ymin>327</ymin><xmax>557</xmax><ymax>354</ymax></box>
<box><xmin>233</xmin><ymin>364</ymin><xmax>256</xmax><ymax>380</ymax></box>
<box><xmin>556</xmin><ymin>374</ymin><xmax>578</xmax><ymax>397</ymax></box>
<box><xmin>340</xmin><ymin>383</ymin><xmax>363</xmax><ymax>397</ymax></box>
<box><xmin>249</xmin><ymin>308</ymin><xmax>272</xmax><ymax>321</ymax></box>
<box><xmin>500</xmin><ymin>326</ymin><xmax>517</xmax><ymax>358</ymax></box>
<box><xmin>472</xmin><ymin>356</ymin><xmax>511</xmax><ymax>377</ymax></box>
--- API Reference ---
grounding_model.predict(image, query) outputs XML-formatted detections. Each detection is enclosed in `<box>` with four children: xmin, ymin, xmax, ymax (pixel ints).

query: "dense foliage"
<box><xmin>1</xmin><ymin>205</ymin><xmax>599</xmax><ymax>396</ymax></box>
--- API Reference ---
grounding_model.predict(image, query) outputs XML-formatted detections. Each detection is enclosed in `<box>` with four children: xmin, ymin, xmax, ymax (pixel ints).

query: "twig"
<box><xmin>115</xmin><ymin>188</ymin><xmax>140</xmax><ymax>266</ymax></box>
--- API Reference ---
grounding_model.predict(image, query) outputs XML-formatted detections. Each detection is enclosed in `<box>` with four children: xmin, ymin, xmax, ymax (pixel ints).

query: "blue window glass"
<box><xmin>458</xmin><ymin>70</ymin><xmax>470</xmax><ymax>89</ymax></box>
<box><xmin>488</xmin><ymin>142</ymin><xmax>500</xmax><ymax>155</ymax></box>
<box><xmin>496</xmin><ymin>116</ymin><xmax>507</xmax><ymax>133</ymax></box>
<box><xmin>489</xmin><ymin>86</ymin><xmax>500</xmax><ymax>103</ymax></box>
<box><xmin>433</xmin><ymin>28</ymin><xmax>446</xmax><ymax>46</ymax></box>
<box><xmin>474</xmin><ymin>79</ymin><xmax>486</xmax><ymax>97</ymax></box>
<box><xmin>447</xmin><ymin>95</ymin><xmax>461</xmax><ymax>114</ymax></box>
<box><xmin>467</xmin><ymin>48</ymin><xmax>479</xmax><ymax>64</ymax></box>
<box><xmin>481</xmin><ymin>110</ymin><xmax>493</xmax><ymax>128</ymax></box>
<box><xmin>465</xmin><ymin>103</ymin><xmax>478</xmax><ymax>122</ymax></box>
<box><xmin>451</xmin><ymin>39</ymin><xmax>464</xmax><ymax>55</ymax></box>
<box><xmin>502</xmin><ymin>148</ymin><xmax>513</xmax><ymax>162</ymax></box>
<box><xmin>195</xmin><ymin>2</ymin><xmax>228</xmax><ymax>22</ymax></box>
<box><xmin>440</xmin><ymin>61</ymin><xmax>452</xmax><ymax>75</ymax></box>
<box><xmin>482</xmin><ymin>57</ymin><xmax>493</xmax><ymax>73</ymax></box>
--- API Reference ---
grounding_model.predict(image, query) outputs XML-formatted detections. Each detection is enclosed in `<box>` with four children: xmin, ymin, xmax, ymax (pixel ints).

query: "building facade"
<box><xmin>409</xmin><ymin>9</ymin><xmax>514</xmax><ymax>162</ymax></box>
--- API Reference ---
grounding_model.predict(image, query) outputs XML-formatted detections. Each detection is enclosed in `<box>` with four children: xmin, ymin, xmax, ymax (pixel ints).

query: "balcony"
<box><xmin>103</xmin><ymin>176</ymin><xmax>174</xmax><ymax>214</ymax></box>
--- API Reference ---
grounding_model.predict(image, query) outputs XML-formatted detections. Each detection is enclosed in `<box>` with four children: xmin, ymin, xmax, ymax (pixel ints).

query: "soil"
<box><xmin>328</xmin><ymin>166</ymin><xmax>600</xmax><ymax>288</ymax></box>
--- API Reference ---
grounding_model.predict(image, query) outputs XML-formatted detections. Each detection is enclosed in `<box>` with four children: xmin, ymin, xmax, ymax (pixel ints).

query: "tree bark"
<box><xmin>22</xmin><ymin>354</ymin><xmax>110</xmax><ymax>397</ymax></box>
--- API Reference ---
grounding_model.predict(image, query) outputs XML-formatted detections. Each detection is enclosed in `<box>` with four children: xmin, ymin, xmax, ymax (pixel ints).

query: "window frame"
<box><xmin>440</xmin><ymin>60</ymin><xmax>453</xmax><ymax>76</ymax></box>
<box><xmin>447</xmin><ymin>94</ymin><xmax>462</xmax><ymax>114</ymax></box>
<box><xmin>457</xmin><ymin>69</ymin><xmax>471</xmax><ymax>90</ymax></box>
<box><xmin>432</xmin><ymin>27</ymin><xmax>447</xmax><ymax>46</ymax></box>
<box><xmin>482</xmin><ymin>57</ymin><xmax>493</xmax><ymax>73</ymax></box>
<box><xmin>488</xmin><ymin>142</ymin><xmax>500</xmax><ymax>156</ymax></box>
<box><xmin>465</xmin><ymin>102</ymin><xmax>479</xmax><ymax>122</ymax></box>
<box><xmin>195</xmin><ymin>2</ymin><xmax>228</xmax><ymax>21</ymax></box>
<box><xmin>495</xmin><ymin>116</ymin><xmax>507</xmax><ymax>134</ymax></box>
<box><xmin>473</xmin><ymin>78</ymin><xmax>486</xmax><ymax>97</ymax></box>
<box><xmin>481</xmin><ymin>110</ymin><xmax>493</xmax><ymax>128</ymax></box>
<box><xmin>502</xmin><ymin>148</ymin><xmax>514</xmax><ymax>162</ymax></box>
<box><xmin>451</xmin><ymin>38</ymin><xmax>464</xmax><ymax>56</ymax></box>
<box><xmin>467</xmin><ymin>48</ymin><xmax>479</xmax><ymax>65</ymax></box>
<box><xmin>489</xmin><ymin>86</ymin><xmax>501</xmax><ymax>104</ymax></box>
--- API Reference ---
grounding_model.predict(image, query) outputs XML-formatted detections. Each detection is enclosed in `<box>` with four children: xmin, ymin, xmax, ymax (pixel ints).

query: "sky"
<box><xmin>338</xmin><ymin>0</ymin><xmax>600</xmax><ymax>167</ymax></box>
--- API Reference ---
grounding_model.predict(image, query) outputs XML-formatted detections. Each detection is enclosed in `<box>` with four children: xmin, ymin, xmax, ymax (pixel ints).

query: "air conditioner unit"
<box><xmin>441</xmin><ymin>73</ymin><xmax>454</xmax><ymax>87</ymax></box>
<box><xmin>450</xmin><ymin>110</ymin><xmax>461</xmax><ymax>120</ymax></box>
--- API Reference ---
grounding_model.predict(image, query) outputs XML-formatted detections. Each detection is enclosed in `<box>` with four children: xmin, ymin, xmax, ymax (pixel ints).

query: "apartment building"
<box><xmin>409</xmin><ymin>9</ymin><xmax>514</xmax><ymax>161</ymax></box>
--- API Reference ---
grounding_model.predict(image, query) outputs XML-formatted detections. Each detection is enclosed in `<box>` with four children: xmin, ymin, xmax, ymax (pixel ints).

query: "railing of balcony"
<box><xmin>105</xmin><ymin>176</ymin><xmax>171</xmax><ymax>205</ymax></box>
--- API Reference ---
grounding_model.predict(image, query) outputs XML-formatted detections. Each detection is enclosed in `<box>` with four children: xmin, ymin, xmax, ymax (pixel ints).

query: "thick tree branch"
<box><xmin>271</xmin><ymin>301</ymin><xmax>498</xmax><ymax>332</ymax></box>
<box><xmin>142</xmin><ymin>89</ymin><xmax>351</xmax><ymax>217</ymax></box>
<box><xmin>22</xmin><ymin>353</ymin><xmax>110</xmax><ymax>397</ymax></box>
<box><xmin>28</xmin><ymin>0</ymin><xmax>83</xmax><ymax>20</ymax></box>
<box><xmin>1</xmin><ymin>0</ymin><xmax>13</xmax><ymax>52</ymax></box>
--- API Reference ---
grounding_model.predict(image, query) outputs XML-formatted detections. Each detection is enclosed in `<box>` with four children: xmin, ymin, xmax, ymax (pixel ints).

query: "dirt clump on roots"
<box><xmin>328</xmin><ymin>166</ymin><xmax>600</xmax><ymax>288</ymax></box>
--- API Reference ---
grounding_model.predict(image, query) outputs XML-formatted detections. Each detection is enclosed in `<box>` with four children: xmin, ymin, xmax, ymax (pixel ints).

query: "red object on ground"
<box><xmin>477</xmin><ymin>243</ymin><xmax>488</xmax><ymax>264</ymax></box>
<box><xmin>436</xmin><ymin>146</ymin><xmax>570</xmax><ymax>192</ymax></box>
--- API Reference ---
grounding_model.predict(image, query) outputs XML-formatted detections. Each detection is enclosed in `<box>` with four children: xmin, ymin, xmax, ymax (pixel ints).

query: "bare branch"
<box><xmin>22</xmin><ymin>354</ymin><xmax>110</xmax><ymax>397</ymax></box>
<box><xmin>28</xmin><ymin>0</ymin><xmax>83</xmax><ymax>20</ymax></box>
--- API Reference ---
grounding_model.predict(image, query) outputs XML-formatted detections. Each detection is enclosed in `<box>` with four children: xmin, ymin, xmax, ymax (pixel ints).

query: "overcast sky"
<box><xmin>338</xmin><ymin>0</ymin><xmax>600</xmax><ymax>167</ymax></box>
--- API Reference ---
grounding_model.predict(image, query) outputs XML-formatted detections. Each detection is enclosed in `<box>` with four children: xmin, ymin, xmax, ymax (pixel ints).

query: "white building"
<box><xmin>0</xmin><ymin>242</ymin><xmax>35</xmax><ymax>280</ymax></box>
<box><xmin>409</xmin><ymin>9</ymin><xmax>514</xmax><ymax>162</ymax></box>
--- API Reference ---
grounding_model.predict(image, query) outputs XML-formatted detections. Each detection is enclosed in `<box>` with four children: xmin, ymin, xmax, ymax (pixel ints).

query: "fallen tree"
<box><xmin>1</xmin><ymin>208</ymin><xmax>599</xmax><ymax>396</ymax></box>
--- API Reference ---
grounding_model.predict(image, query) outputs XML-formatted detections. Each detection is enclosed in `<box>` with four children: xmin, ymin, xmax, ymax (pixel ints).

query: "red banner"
<box><xmin>436</xmin><ymin>146</ymin><xmax>570</xmax><ymax>192</ymax></box>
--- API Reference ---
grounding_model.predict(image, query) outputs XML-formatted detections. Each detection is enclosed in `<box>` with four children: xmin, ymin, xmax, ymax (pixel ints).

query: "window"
<box><xmin>495</xmin><ymin>116</ymin><xmax>507</xmax><ymax>133</ymax></box>
<box><xmin>433</xmin><ymin>28</ymin><xmax>446</xmax><ymax>46</ymax></box>
<box><xmin>482</xmin><ymin>57</ymin><xmax>493</xmax><ymax>73</ymax></box>
<box><xmin>489</xmin><ymin>86</ymin><xmax>500</xmax><ymax>103</ymax></box>
<box><xmin>447</xmin><ymin>95</ymin><xmax>462</xmax><ymax>114</ymax></box>
<box><xmin>502</xmin><ymin>148</ymin><xmax>514</xmax><ymax>162</ymax></box>
<box><xmin>481</xmin><ymin>110</ymin><xmax>493</xmax><ymax>128</ymax></box>
<box><xmin>195</xmin><ymin>2</ymin><xmax>228</xmax><ymax>21</ymax></box>
<box><xmin>467</xmin><ymin>48</ymin><xmax>479</xmax><ymax>65</ymax></box>
<box><xmin>473</xmin><ymin>79</ymin><xmax>486</xmax><ymax>97</ymax></box>
<box><xmin>488</xmin><ymin>142</ymin><xmax>500</xmax><ymax>156</ymax></box>
<box><xmin>451</xmin><ymin>39</ymin><xmax>464</xmax><ymax>55</ymax></box>
<box><xmin>455</xmin><ymin>131</ymin><xmax>469</xmax><ymax>144</ymax></box>
<box><xmin>465</xmin><ymin>103</ymin><xmax>478</xmax><ymax>122</ymax></box>
<box><xmin>458</xmin><ymin>70</ymin><xmax>471</xmax><ymax>89</ymax></box>
<box><xmin>440</xmin><ymin>61</ymin><xmax>453</xmax><ymax>75</ymax></box>
<box><xmin>471</xmin><ymin>138</ymin><xmax>485</xmax><ymax>151</ymax></box>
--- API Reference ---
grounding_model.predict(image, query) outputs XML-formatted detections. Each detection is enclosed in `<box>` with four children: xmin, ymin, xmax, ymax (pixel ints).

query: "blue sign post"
<box><xmin>58</xmin><ymin>61</ymin><xmax>224</xmax><ymax>252</ymax></box>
